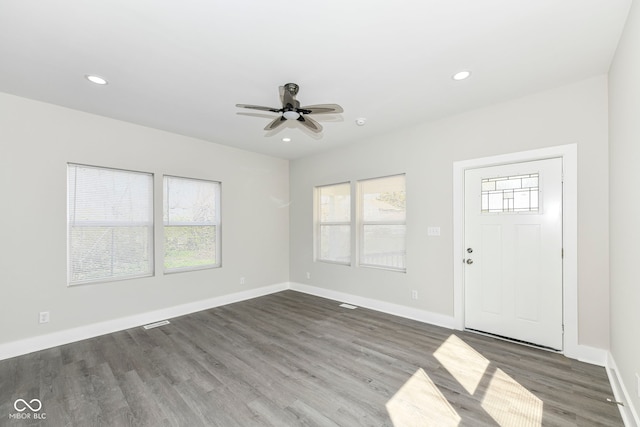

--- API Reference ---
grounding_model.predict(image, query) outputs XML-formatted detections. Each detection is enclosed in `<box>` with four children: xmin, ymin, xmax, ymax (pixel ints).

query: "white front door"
<box><xmin>464</xmin><ymin>158</ymin><xmax>563</xmax><ymax>350</ymax></box>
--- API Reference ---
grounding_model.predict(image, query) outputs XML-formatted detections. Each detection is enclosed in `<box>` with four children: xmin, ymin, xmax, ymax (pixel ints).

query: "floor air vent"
<box><xmin>339</xmin><ymin>303</ymin><xmax>358</xmax><ymax>309</ymax></box>
<box><xmin>143</xmin><ymin>320</ymin><xmax>170</xmax><ymax>330</ymax></box>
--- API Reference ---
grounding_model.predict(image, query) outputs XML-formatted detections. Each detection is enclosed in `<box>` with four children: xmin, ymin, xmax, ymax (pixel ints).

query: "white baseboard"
<box><xmin>573</xmin><ymin>344</ymin><xmax>608</xmax><ymax>367</ymax></box>
<box><xmin>607</xmin><ymin>353</ymin><xmax>640</xmax><ymax>427</ymax></box>
<box><xmin>0</xmin><ymin>282</ymin><xmax>288</xmax><ymax>361</ymax></box>
<box><xmin>2</xmin><ymin>280</ymin><xmax>624</xmax><ymax>425</ymax></box>
<box><xmin>0</xmin><ymin>280</ymin><xmax>611</xmax><ymax>374</ymax></box>
<box><xmin>289</xmin><ymin>283</ymin><xmax>612</xmax><ymax>366</ymax></box>
<box><xmin>288</xmin><ymin>282</ymin><xmax>457</xmax><ymax>329</ymax></box>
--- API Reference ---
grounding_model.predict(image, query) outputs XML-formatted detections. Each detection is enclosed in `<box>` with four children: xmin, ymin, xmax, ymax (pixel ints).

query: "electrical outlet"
<box><xmin>39</xmin><ymin>311</ymin><xmax>50</xmax><ymax>324</ymax></box>
<box><xmin>411</xmin><ymin>290</ymin><xmax>418</xmax><ymax>300</ymax></box>
<box><xmin>306</xmin><ymin>272</ymin><xmax>311</xmax><ymax>279</ymax></box>
<box><xmin>240</xmin><ymin>277</ymin><xmax>245</xmax><ymax>285</ymax></box>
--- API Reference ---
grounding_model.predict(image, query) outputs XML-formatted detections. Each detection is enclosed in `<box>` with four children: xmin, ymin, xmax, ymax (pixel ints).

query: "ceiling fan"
<box><xmin>236</xmin><ymin>83</ymin><xmax>343</xmax><ymax>133</ymax></box>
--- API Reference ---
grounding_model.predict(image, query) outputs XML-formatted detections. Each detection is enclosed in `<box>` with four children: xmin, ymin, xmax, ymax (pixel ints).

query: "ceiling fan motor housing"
<box><xmin>284</xmin><ymin>83</ymin><xmax>299</xmax><ymax>96</ymax></box>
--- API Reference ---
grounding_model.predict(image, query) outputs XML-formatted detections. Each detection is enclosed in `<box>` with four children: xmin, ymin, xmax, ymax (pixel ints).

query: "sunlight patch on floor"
<box><xmin>386</xmin><ymin>368</ymin><xmax>461</xmax><ymax>427</ymax></box>
<box><xmin>481</xmin><ymin>367</ymin><xmax>543</xmax><ymax>426</ymax></box>
<box><xmin>386</xmin><ymin>335</ymin><xmax>544</xmax><ymax>426</ymax></box>
<box><xmin>434</xmin><ymin>334</ymin><xmax>490</xmax><ymax>395</ymax></box>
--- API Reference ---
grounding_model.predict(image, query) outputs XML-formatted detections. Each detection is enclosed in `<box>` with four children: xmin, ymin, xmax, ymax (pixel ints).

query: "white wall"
<box><xmin>0</xmin><ymin>72</ymin><xmax>615</xmax><ymax>362</ymax></box>
<box><xmin>290</xmin><ymin>75</ymin><xmax>610</xmax><ymax>350</ymax></box>
<box><xmin>0</xmin><ymin>92</ymin><xmax>289</xmax><ymax>345</ymax></box>
<box><xmin>609</xmin><ymin>0</ymin><xmax>640</xmax><ymax>419</ymax></box>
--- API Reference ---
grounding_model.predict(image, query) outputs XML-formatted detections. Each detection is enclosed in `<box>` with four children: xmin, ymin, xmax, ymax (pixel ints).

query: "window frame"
<box><xmin>314</xmin><ymin>182</ymin><xmax>352</xmax><ymax>266</ymax></box>
<box><xmin>163</xmin><ymin>174</ymin><xmax>222</xmax><ymax>273</ymax></box>
<box><xmin>67</xmin><ymin>163</ymin><xmax>155</xmax><ymax>286</ymax></box>
<box><xmin>357</xmin><ymin>174</ymin><xmax>407</xmax><ymax>272</ymax></box>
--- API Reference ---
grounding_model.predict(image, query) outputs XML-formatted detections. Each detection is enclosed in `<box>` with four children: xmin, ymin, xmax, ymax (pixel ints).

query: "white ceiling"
<box><xmin>0</xmin><ymin>1</ymin><xmax>631</xmax><ymax>159</ymax></box>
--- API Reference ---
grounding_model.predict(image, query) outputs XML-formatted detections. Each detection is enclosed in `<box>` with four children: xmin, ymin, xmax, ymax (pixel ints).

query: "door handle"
<box><xmin>466</xmin><ymin>259</ymin><xmax>473</xmax><ymax>265</ymax></box>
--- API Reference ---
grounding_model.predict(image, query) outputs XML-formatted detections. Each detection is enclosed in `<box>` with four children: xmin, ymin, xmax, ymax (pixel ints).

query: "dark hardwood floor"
<box><xmin>0</xmin><ymin>290</ymin><xmax>623</xmax><ymax>426</ymax></box>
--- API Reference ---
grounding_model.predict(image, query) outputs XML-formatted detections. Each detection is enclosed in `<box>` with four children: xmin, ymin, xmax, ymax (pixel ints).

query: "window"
<box><xmin>316</xmin><ymin>182</ymin><xmax>351</xmax><ymax>264</ymax></box>
<box><xmin>481</xmin><ymin>173</ymin><xmax>539</xmax><ymax>213</ymax></box>
<box><xmin>163</xmin><ymin>175</ymin><xmax>221</xmax><ymax>272</ymax></box>
<box><xmin>359</xmin><ymin>174</ymin><xmax>406</xmax><ymax>271</ymax></box>
<box><xmin>67</xmin><ymin>164</ymin><xmax>154</xmax><ymax>285</ymax></box>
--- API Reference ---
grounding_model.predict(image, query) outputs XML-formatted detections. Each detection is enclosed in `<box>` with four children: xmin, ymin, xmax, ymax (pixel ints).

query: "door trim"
<box><xmin>453</xmin><ymin>144</ymin><xmax>578</xmax><ymax>358</ymax></box>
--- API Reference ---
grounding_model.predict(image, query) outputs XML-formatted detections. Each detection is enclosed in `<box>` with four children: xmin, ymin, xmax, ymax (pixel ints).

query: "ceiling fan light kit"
<box><xmin>236</xmin><ymin>83</ymin><xmax>343</xmax><ymax>134</ymax></box>
<box><xmin>282</xmin><ymin>110</ymin><xmax>300</xmax><ymax>120</ymax></box>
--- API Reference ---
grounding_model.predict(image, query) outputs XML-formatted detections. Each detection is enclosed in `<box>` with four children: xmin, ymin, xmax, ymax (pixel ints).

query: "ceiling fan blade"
<box><xmin>236</xmin><ymin>104</ymin><xmax>281</xmax><ymax>113</ymax></box>
<box><xmin>300</xmin><ymin>104</ymin><xmax>344</xmax><ymax>114</ymax></box>
<box><xmin>264</xmin><ymin>115</ymin><xmax>287</xmax><ymax>131</ymax></box>
<box><xmin>297</xmin><ymin>115</ymin><xmax>323</xmax><ymax>133</ymax></box>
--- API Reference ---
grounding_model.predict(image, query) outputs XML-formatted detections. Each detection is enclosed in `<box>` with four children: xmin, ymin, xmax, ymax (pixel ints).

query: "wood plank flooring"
<box><xmin>0</xmin><ymin>290</ymin><xmax>624</xmax><ymax>426</ymax></box>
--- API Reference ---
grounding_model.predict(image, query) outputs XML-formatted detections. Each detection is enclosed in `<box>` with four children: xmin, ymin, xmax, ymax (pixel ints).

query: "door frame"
<box><xmin>453</xmin><ymin>144</ymin><xmax>577</xmax><ymax>357</ymax></box>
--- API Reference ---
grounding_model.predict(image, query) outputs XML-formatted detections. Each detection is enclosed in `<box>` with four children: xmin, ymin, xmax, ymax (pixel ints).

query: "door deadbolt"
<box><xmin>466</xmin><ymin>259</ymin><xmax>474</xmax><ymax>264</ymax></box>
<box><xmin>467</xmin><ymin>248</ymin><xmax>473</xmax><ymax>253</ymax></box>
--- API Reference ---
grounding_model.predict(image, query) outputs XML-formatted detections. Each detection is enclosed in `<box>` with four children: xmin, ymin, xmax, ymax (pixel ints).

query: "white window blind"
<box><xmin>163</xmin><ymin>175</ymin><xmax>221</xmax><ymax>272</ymax></box>
<box><xmin>316</xmin><ymin>182</ymin><xmax>351</xmax><ymax>264</ymax></box>
<box><xmin>67</xmin><ymin>164</ymin><xmax>154</xmax><ymax>285</ymax></box>
<box><xmin>359</xmin><ymin>174</ymin><xmax>406</xmax><ymax>271</ymax></box>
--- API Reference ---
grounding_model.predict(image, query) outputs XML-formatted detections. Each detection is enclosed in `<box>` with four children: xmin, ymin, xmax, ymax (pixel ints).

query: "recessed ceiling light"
<box><xmin>452</xmin><ymin>71</ymin><xmax>471</xmax><ymax>81</ymax></box>
<box><xmin>355</xmin><ymin>118</ymin><xmax>367</xmax><ymax>126</ymax></box>
<box><xmin>282</xmin><ymin>137</ymin><xmax>291</xmax><ymax>142</ymax></box>
<box><xmin>85</xmin><ymin>74</ymin><xmax>108</xmax><ymax>85</ymax></box>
